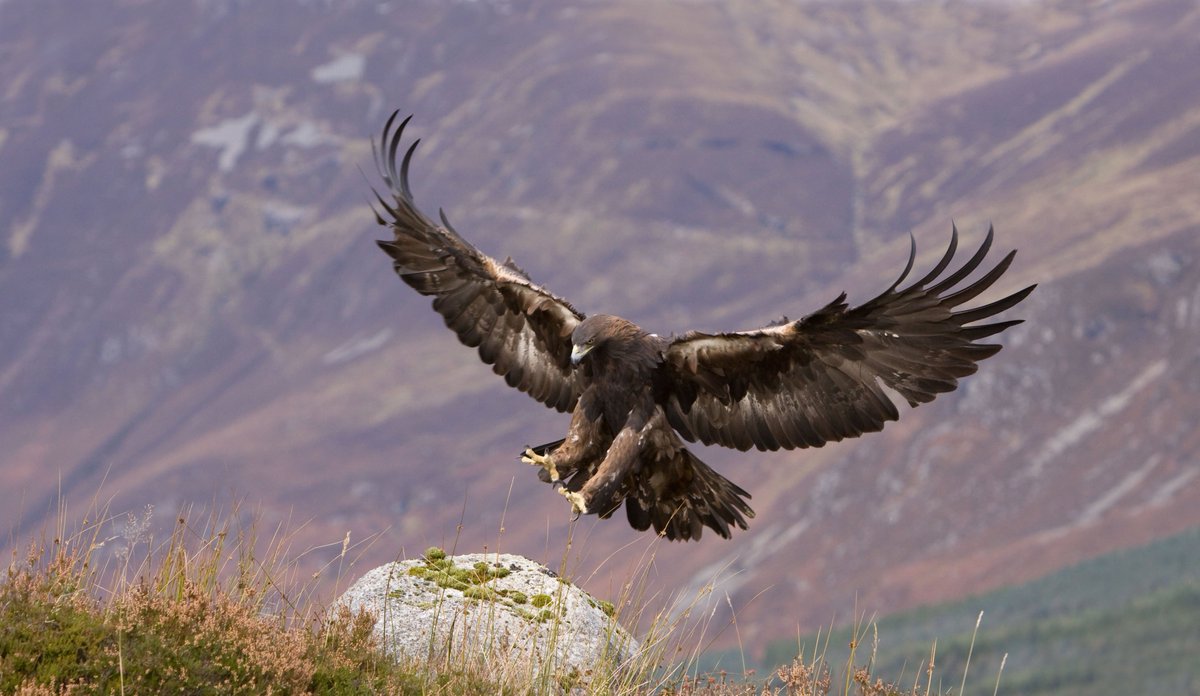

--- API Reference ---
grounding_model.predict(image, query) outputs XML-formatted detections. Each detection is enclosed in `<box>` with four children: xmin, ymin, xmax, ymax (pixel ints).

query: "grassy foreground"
<box><xmin>2</xmin><ymin>504</ymin><xmax>1000</xmax><ymax>695</ymax></box>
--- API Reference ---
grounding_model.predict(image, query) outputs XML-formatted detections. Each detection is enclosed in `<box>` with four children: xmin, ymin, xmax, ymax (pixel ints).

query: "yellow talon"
<box><xmin>522</xmin><ymin>447</ymin><xmax>560</xmax><ymax>482</ymax></box>
<box><xmin>559</xmin><ymin>487</ymin><xmax>588</xmax><ymax>515</ymax></box>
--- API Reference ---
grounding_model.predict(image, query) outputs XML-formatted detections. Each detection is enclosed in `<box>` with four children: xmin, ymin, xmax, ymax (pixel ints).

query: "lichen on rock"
<box><xmin>333</xmin><ymin>551</ymin><xmax>639</xmax><ymax>690</ymax></box>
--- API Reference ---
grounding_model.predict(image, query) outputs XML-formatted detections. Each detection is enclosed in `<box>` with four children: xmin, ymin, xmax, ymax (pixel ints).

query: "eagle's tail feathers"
<box><xmin>631</xmin><ymin>449</ymin><xmax>754</xmax><ymax>542</ymax></box>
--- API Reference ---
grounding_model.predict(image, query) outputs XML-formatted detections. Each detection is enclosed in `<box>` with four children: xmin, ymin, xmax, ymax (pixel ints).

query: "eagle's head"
<box><xmin>570</xmin><ymin>315</ymin><xmax>646</xmax><ymax>365</ymax></box>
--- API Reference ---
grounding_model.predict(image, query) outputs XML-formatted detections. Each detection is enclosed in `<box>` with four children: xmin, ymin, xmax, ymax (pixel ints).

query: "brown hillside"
<box><xmin>1</xmin><ymin>0</ymin><xmax>1197</xmax><ymax>654</ymax></box>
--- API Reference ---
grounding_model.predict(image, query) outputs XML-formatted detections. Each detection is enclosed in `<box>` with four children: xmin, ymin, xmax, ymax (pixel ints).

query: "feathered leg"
<box><xmin>520</xmin><ymin>407</ymin><xmax>606</xmax><ymax>485</ymax></box>
<box><xmin>564</xmin><ymin>424</ymin><xmax>641</xmax><ymax>517</ymax></box>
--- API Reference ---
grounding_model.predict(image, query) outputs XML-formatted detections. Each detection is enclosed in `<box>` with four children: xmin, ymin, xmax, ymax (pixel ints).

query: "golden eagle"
<box><xmin>371</xmin><ymin>113</ymin><xmax>1035</xmax><ymax>541</ymax></box>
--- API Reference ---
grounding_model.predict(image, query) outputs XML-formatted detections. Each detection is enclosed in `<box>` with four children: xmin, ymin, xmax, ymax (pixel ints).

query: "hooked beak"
<box><xmin>570</xmin><ymin>343</ymin><xmax>592</xmax><ymax>365</ymax></box>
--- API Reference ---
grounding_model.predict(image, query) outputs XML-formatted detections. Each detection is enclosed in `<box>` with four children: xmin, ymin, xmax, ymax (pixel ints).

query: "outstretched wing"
<box><xmin>662</xmin><ymin>227</ymin><xmax>1035</xmax><ymax>451</ymax></box>
<box><xmin>372</xmin><ymin>112</ymin><xmax>584</xmax><ymax>412</ymax></box>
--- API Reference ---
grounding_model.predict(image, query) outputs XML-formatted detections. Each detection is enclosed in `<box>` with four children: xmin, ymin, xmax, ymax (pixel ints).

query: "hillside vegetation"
<box><xmin>3</xmin><ymin>506</ymin><xmax>1018</xmax><ymax>695</ymax></box>
<box><xmin>762</xmin><ymin>526</ymin><xmax>1200</xmax><ymax>695</ymax></box>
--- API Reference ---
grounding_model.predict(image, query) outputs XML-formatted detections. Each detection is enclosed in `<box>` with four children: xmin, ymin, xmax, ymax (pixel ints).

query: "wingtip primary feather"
<box><xmin>910</xmin><ymin>224</ymin><xmax>961</xmax><ymax>289</ymax></box>
<box><xmin>941</xmin><ymin>248</ymin><xmax>1017</xmax><ymax>308</ymax></box>
<box><xmin>376</xmin><ymin>111</ymin><xmax>413</xmax><ymax>193</ymax></box>
<box><xmin>927</xmin><ymin>227</ymin><xmax>995</xmax><ymax>295</ymax></box>
<box><xmin>383</xmin><ymin>113</ymin><xmax>410</xmax><ymax>186</ymax></box>
<box><xmin>887</xmin><ymin>233</ymin><xmax>918</xmax><ymax>293</ymax></box>
<box><xmin>399</xmin><ymin>138</ymin><xmax>420</xmax><ymax>199</ymax></box>
<box><xmin>954</xmin><ymin>283</ymin><xmax>1037</xmax><ymax>324</ymax></box>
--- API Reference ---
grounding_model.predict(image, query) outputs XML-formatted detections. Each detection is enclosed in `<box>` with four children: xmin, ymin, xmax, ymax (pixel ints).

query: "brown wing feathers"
<box><xmin>372</xmin><ymin>112</ymin><xmax>583</xmax><ymax>412</ymax></box>
<box><xmin>850</xmin><ymin>226</ymin><xmax>1031</xmax><ymax>403</ymax></box>
<box><xmin>369</xmin><ymin>112</ymin><xmax>1034</xmax><ymax>542</ymax></box>
<box><xmin>664</xmin><ymin>226</ymin><xmax>1035</xmax><ymax>452</ymax></box>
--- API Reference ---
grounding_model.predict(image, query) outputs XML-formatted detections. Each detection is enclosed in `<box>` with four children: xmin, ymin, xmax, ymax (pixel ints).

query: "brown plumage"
<box><xmin>371</xmin><ymin>113</ymin><xmax>1036</xmax><ymax>541</ymax></box>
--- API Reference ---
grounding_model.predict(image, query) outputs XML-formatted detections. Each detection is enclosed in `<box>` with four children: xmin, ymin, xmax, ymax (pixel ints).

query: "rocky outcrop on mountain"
<box><xmin>334</xmin><ymin>549</ymin><xmax>638</xmax><ymax>690</ymax></box>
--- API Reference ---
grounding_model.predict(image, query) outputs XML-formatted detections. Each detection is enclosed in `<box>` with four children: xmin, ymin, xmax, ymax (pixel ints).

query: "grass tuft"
<box><xmin>2</xmin><ymin>498</ymin><xmax>1008</xmax><ymax>695</ymax></box>
<box><xmin>0</xmin><ymin>502</ymin><xmax>442</xmax><ymax>694</ymax></box>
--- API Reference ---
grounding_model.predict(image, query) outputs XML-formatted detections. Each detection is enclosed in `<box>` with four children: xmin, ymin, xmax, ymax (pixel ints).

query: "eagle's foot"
<box><xmin>558</xmin><ymin>487</ymin><xmax>588</xmax><ymax>516</ymax></box>
<box><xmin>522</xmin><ymin>447</ymin><xmax>560</xmax><ymax>482</ymax></box>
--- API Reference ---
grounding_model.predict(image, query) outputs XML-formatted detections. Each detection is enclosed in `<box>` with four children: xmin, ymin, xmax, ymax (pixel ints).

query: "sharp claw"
<box><xmin>558</xmin><ymin>487</ymin><xmax>588</xmax><ymax>515</ymax></box>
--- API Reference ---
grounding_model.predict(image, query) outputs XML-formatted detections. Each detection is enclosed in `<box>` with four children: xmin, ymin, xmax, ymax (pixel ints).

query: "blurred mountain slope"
<box><xmin>1</xmin><ymin>0</ymin><xmax>1198</xmax><ymax>652</ymax></box>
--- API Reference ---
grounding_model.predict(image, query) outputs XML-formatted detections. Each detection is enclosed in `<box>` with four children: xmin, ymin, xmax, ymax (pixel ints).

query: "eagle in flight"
<box><xmin>371</xmin><ymin>113</ymin><xmax>1035</xmax><ymax>541</ymax></box>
